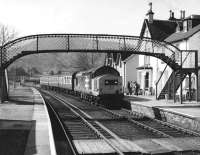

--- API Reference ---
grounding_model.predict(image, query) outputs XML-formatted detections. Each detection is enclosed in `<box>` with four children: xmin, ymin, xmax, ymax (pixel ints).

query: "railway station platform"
<box><xmin>0</xmin><ymin>86</ymin><xmax>56</xmax><ymax>155</ymax></box>
<box><xmin>124</xmin><ymin>95</ymin><xmax>200</xmax><ymax>132</ymax></box>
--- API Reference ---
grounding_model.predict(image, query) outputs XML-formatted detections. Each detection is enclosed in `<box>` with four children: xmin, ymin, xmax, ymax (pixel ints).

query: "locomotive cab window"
<box><xmin>105</xmin><ymin>79</ymin><xmax>118</xmax><ymax>85</ymax></box>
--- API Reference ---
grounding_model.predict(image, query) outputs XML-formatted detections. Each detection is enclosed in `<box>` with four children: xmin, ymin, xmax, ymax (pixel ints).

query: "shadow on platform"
<box><xmin>8</xmin><ymin>98</ymin><xmax>43</xmax><ymax>105</ymax></box>
<box><xmin>0</xmin><ymin>119</ymin><xmax>36</xmax><ymax>155</ymax></box>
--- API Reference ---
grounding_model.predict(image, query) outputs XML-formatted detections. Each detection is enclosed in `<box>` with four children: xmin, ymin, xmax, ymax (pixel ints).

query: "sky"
<box><xmin>1</xmin><ymin>0</ymin><xmax>200</xmax><ymax>37</ymax></box>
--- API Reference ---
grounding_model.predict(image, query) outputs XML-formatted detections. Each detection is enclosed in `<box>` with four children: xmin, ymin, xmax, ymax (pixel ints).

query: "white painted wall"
<box><xmin>125</xmin><ymin>55</ymin><xmax>139</xmax><ymax>84</ymax></box>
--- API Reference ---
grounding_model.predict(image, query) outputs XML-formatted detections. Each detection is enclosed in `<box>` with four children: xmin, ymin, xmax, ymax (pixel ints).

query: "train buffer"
<box><xmin>0</xmin><ymin>86</ymin><xmax>56</xmax><ymax>155</ymax></box>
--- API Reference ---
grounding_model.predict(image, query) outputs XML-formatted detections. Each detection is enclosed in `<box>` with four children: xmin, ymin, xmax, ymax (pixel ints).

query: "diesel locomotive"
<box><xmin>40</xmin><ymin>66</ymin><xmax>124</xmax><ymax>108</ymax></box>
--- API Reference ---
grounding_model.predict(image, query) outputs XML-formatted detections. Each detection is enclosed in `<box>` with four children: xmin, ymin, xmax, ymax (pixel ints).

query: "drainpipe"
<box><xmin>180</xmin><ymin>50</ymin><xmax>183</xmax><ymax>104</ymax></box>
<box><xmin>123</xmin><ymin>62</ymin><xmax>126</xmax><ymax>93</ymax></box>
<box><xmin>0</xmin><ymin>46</ymin><xmax>2</xmax><ymax>103</ymax></box>
<box><xmin>173</xmin><ymin>70</ymin><xmax>176</xmax><ymax>102</ymax></box>
<box><xmin>188</xmin><ymin>73</ymin><xmax>191</xmax><ymax>101</ymax></box>
<box><xmin>195</xmin><ymin>50</ymin><xmax>198</xmax><ymax>102</ymax></box>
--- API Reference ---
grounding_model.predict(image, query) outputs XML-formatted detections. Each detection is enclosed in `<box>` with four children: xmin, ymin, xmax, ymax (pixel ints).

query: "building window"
<box><xmin>145</xmin><ymin>29</ymin><xmax>149</xmax><ymax>37</ymax></box>
<box><xmin>144</xmin><ymin>56</ymin><xmax>150</xmax><ymax>66</ymax></box>
<box><xmin>145</xmin><ymin>72</ymin><xmax>149</xmax><ymax>88</ymax></box>
<box><xmin>94</xmin><ymin>79</ymin><xmax>97</xmax><ymax>90</ymax></box>
<box><xmin>119</xmin><ymin>55</ymin><xmax>122</xmax><ymax>68</ymax></box>
<box><xmin>183</xmin><ymin>21</ymin><xmax>187</xmax><ymax>32</ymax></box>
<box><xmin>176</xmin><ymin>25</ymin><xmax>180</xmax><ymax>32</ymax></box>
<box><xmin>188</xmin><ymin>20</ymin><xmax>192</xmax><ymax>30</ymax></box>
<box><xmin>138</xmin><ymin>71</ymin><xmax>142</xmax><ymax>86</ymax></box>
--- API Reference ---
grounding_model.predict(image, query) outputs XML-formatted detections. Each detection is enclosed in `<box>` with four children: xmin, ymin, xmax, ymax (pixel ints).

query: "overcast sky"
<box><xmin>1</xmin><ymin>0</ymin><xmax>200</xmax><ymax>37</ymax></box>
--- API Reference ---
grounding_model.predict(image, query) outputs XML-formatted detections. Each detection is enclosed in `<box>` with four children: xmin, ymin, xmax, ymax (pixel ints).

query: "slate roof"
<box><xmin>140</xmin><ymin>19</ymin><xmax>177</xmax><ymax>41</ymax></box>
<box><xmin>121</xmin><ymin>52</ymin><xmax>132</xmax><ymax>61</ymax></box>
<box><xmin>119</xmin><ymin>19</ymin><xmax>178</xmax><ymax>62</ymax></box>
<box><xmin>120</xmin><ymin>19</ymin><xmax>177</xmax><ymax>61</ymax></box>
<box><xmin>165</xmin><ymin>24</ymin><xmax>200</xmax><ymax>43</ymax></box>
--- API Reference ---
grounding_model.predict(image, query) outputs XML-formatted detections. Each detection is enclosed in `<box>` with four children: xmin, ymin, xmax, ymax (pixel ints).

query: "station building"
<box><xmin>106</xmin><ymin>3</ymin><xmax>200</xmax><ymax>101</ymax></box>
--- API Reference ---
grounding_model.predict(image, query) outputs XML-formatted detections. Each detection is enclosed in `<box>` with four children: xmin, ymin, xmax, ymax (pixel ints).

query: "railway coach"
<box><xmin>40</xmin><ymin>73</ymin><xmax>72</xmax><ymax>92</ymax></box>
<box><xmin>40</xmin><ymin>66</ymin><xmax>124</xmax><ymax>108</ymax></box>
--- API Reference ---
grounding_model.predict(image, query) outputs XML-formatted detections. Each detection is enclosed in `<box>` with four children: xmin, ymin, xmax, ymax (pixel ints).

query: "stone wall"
<box><xmin>131</xmin><ymin>102</ymin><xmax>200</xmax><ymax>132</ymax></box>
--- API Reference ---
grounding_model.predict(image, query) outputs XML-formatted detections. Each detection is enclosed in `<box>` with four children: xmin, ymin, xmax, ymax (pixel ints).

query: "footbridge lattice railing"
<box><xmin>0</xmin><ymin>34</ymin><xmax>181</xmax><ymax>69</ymax></box>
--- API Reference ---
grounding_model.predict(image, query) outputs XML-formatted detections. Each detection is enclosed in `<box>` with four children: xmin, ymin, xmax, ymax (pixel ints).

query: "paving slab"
<box><xmin>0</xmin><ymin>86</ymin><xmax>56</xmax><ymax>155</ymax></box>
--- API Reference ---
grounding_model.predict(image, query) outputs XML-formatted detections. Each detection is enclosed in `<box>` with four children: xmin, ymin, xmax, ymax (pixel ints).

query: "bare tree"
<box><xmin>0</xmin><ymin>24</ymin><xmax>17</xmax><ymax>46</ymax></box>
<box><xmin>71</xmin><ymin>52</ymin><xmax>105</xmax><ymax>71</ymax></box>
<box><xmin>0</xmin><ymin>24</ymin><xmax>17</xmax><ymax>67</ymax></box>
<box><xmin>0</xmin><ymin>24</ymin><xmax>18</xmax><ymax>88</ymax></box>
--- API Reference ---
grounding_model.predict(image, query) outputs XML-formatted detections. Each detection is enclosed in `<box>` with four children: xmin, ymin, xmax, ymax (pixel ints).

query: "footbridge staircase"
<box><xmin>156</xmin><ymin>50</ymin><xmax>198</xmax><ymax>100</ymax></box>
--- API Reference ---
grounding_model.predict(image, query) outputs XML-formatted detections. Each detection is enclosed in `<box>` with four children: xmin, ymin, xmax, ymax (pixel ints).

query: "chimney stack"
<box><xmin>180</xmin><ymin>10</ymin><xmax>182</xmax><ymax>19</ymax></box>
<box><xmin>169</xmin><ymin>10</ymin><xmax>175</xmax><ymax>20</ymax></box>
<box><xmin>146</xmin><ymin>2</ymin><xmax>154</xmax><ymax>23</ymax></box>
<box><xmin>180</xmin><ymin>10</ymin><xmax>185</xmax><ymax>19</ymax></box>
<box><xmin>169</xmin><ymin>10</ymin><xmax>172</xmax><ymax>18</ymax></box>
<box><xmin>182</xmin><ymin>10</ymin><xmax>185</xmax><ymax>19</ymax></box>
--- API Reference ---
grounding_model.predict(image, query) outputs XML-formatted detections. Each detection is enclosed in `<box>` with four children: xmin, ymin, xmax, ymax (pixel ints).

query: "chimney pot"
<box><xmin>146</xmin><ymin>2</ymin><xmax>154</xmax><ymax>23</ymax></box>
<box><xmin>180</xmin><ymin>10</ymin><xmax>183</xmax><ymax>19</ymax></box>
<box><xmin>172</xmin><ymin>12</ymin><xmax>174</xmax><ymax>18</ymax></box>
<box><xmin>149</xmin><ymin>2</ymin><xmax>152</xmax><ymax>11</ymax></box>
<box><xmin>170</xmin><ymin>10</ymin><xmax>172</xmax><ymax>18</ymax></box>
<box><xmin>169</xmin><ymin>10</ymin><xmax>175</xmax><ymax>20</ymax></box>
<box><xmin>182</xmin><ymin>10</ymin><xmax>185</xmax><ymax>19</ymax></box>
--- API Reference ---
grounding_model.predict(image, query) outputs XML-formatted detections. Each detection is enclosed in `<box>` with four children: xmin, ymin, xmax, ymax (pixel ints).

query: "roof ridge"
<box><xmin>152</xmin><ymin>19</ymin><xmax>178</xmax><ymax>23</ymax></box>
<box><xmin>165</xmin><ymin>23</ymin><xmax>200</xmax><ymax>42</ymax></box>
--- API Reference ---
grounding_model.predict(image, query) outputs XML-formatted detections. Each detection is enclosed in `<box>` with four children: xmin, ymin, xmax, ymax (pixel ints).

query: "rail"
<box><xmin>121</xmin><ymin>108</ymin><xmax>200</xmax><ymax>137</ymax></box>
<box><xmin>53</xmin><ymin>89</ymin><xmax>199</xmax><ymax>138</ymax></box>
<box><xmin>43</xmin><ymin>93</ymin><xmax>79</xmax><ymax>155</ymax></box>
<box><xmin>43</xmin><ymin>90</ymin><xmax>125</xmax><ymax>155</ymax></box>
<box><xmin>41</xmin><ymin>89</ymin><xmax>200</xmax><ymax>155</ymax></box>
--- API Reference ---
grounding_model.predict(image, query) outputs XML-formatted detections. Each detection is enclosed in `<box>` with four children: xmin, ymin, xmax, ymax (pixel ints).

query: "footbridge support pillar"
<box><xmin>0</xmin><ymin>69</ymin><xmax>8</xmax><ymax>103</ymax></box>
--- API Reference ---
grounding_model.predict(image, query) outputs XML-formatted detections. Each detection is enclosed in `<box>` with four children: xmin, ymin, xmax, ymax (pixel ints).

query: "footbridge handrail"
<box><xmin>0</xmin><ymin>33</ymin><xmax>181</xmax><ymax>69</ymax></box>
<box><xmin>155</xmin><ymin>50</ymin><xmax>197</xmax><ymax>99</ymax></box>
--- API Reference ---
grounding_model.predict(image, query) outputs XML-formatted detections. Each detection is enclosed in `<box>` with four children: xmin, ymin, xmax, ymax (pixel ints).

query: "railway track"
<box><xmin>40</xmin><ymin>89</ymin><xmax>200</xmax><ymax>155</ymax></box>
<box><xmin>105</xmin><ymin>108</ymin><xmax>200</xmax><ymax>138</ymax></box>
<box><xmin>41</xmin><ymin>90</ymin><xmax>124</xmax><ymax>155</ymax></box>
<box><xmin>53</xmin><ymin>90</ymin><xmax>200</xmax><ymax>138</ymax></box>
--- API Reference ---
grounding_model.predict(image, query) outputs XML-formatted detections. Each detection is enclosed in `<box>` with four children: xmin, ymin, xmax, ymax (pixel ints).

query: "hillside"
<box><xmin>7</xmin><ymin>37</ymin><xmax>123</xmax><ymax>75</ymax></box>
<box><xmin>8</xmin><ymin>52</ymin><xmax>105</xmax><ymax>74</ymax></box>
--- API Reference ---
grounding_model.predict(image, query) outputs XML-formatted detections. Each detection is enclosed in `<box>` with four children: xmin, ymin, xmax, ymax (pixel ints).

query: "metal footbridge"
<box><xmin>0</xmin><ymin>34</ymin><xmax>198</xmax><ymax>102</ymax></box>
